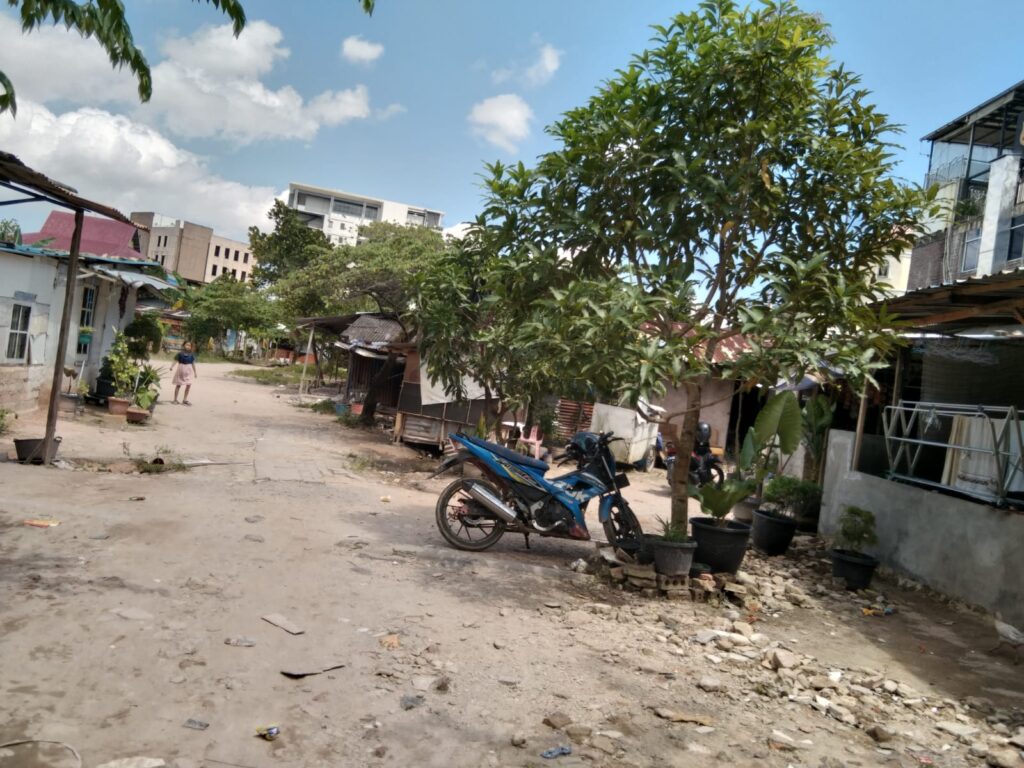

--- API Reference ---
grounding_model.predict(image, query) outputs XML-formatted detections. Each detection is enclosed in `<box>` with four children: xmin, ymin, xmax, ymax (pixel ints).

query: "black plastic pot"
<box><xmin>689</xmin><ymin>517</ymin><xmax>751</xmax><ymax>574</ymax></box>
<box><xmin>751</xmin><ymin>509</ymin><xmax>798</xmax><ymax>556</ymax></box>
<box><xmin>653</xmin><ymin>539</ymin><xmax>697</xmax><ymax>576</ymax></box>
<box><xmin>831</xmin><ymin>548</ymin><xmax>878</xmax><ymax>590</ymax></box>
<box><xmin>636</xmin><ymin>533</ymin><xmax>663</xmax><ymax>565</ymax></box>
<box><xmin>14</xmin><ymin>437</ymin><xmax>62</xmax><ymax>465</ymax></box>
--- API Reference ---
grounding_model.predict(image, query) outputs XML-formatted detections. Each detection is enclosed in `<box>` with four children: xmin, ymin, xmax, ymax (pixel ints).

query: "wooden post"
<box><xmin>298</xmin><ymin>326</ymin><xmax>314</xmax><ymax>396</ymax></box>
<box><xmin>42</xmin><ymin>208</ymin><xmax>84</xmax><ymax>465</ymax></box>
<box><xmin>852</xmin><ymin>385</ymin><xmax>869</xmax><ymax>472</ymax></box>
<box><xmin>891</xmin><ymin>347</ymin><xmax>905</xmax><ymax>407</ymax></box>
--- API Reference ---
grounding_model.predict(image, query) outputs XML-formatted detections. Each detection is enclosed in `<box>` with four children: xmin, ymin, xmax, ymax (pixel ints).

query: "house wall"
<box><xmin>207</xmin><ymin>234</ymin><xmax>254</xmax><ymax>282</ymax></box>
<box><xmin>907</xmin><ymin>232</ymin><xmax>947</xmax><ymax>291</ymax></box>
<box><xmin>0</xmin><ymin>253</ymin><xmax>138</xmax><ymax>413</ymax></box>
<box><xmin>653</xmin><ymin>376</ymin><xmax>734</xmax><ymax>449</ymax></box>
<box><xmin>0</xmin><ymin>253</ymin><xmax>61</xmax><ymax>412</ymax></box>
<box><xmin>821</xmin><ymin>429</ymin><xmax>1024</xmax><ymax>628</ymax></box>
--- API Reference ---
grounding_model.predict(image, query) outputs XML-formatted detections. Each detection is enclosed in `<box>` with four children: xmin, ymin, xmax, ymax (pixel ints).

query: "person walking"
<box><xmin>171</xmin><ymin>341</ymin><xmax>198</xmax><ymax>405</ymax></box>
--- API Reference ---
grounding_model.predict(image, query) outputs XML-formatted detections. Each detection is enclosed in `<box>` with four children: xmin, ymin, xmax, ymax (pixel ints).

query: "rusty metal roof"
<box><xmin>879</xmin><ymin>264</ymin><xmax>1024</xmax><ymax>332</ymax></box>
<box><xmin>342</xmin><ymin>314</ymin><xmax>405</xmax><ymax>344</ymax></box>
<box><xmin>0</xmin><ymin>151</ymin><xmax>141</xmax><ymax>226</ymax></box>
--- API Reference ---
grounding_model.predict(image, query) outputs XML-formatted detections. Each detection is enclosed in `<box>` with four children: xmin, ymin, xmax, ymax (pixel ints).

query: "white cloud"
<box><xmin>0</xmin><ymin>15</ymin><xmax>376</xmax><ymax>144</ymax></box>
<box><xmin>375</xmin><ymin>103</ymin><xmax>406</xmax><ymax>121</ymax></box>
<box><xmin>341</xmin><ymin>35</ymin><xmax>384</xmax><ymax>64</ymax></box>
<box><xmin>490</xmin><ymin>41</ymin><xmax>563</xmax><ymax>88</ymax></box>
<box><xmin>0</xmin><ymin>100</ymin><xmax>276</xmax><ymax>240</ymax></box>
<box><xmin>525</xmin><ymin>44</ymin><xmax>562</xmax><ymax>87</ymax></box>
<box><xmin>468</xmin><ymin>94</ymin><xmax>533</xmax><ymax>153</ymax></box>
<box><xmin>0</xmin><ymin>14</ymin><xmax>138</xmax><ymax>105</ymax></box>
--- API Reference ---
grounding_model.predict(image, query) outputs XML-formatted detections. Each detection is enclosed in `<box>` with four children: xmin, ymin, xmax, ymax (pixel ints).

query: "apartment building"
<box><xmin>287</xmin><ymin>182</ymin><xmax>444</xmax><ymax>246</ymax></box>
<box><xmin>206</xmin><ymin>233</ymin><xmax>254</xmax><ymax>283</ymax></box>
<box><xmin>889</xmin><ymin>80</ymin><xmax>1024</xmax><ymax>294</ymax></box>
<box><xmin>130</xmin><ymin>212</ymin><xmax>256</xmax><ymax>284</ymax></box>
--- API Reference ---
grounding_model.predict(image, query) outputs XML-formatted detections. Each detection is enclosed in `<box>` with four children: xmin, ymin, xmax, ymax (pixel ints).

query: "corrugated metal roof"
<box><xmin>342</xmin><ymin>314</ymin><xmax>405</xmax><ymax>344</ymax></box>
<box><xmin>878</xmin><ymin>263</ymin><xmax>1024</xmax><ymax>332</ymax></box>
<box><xmin>23</xmin><ymin>210</ymin><xmax>143</xmax><ymax>260</ymax></box>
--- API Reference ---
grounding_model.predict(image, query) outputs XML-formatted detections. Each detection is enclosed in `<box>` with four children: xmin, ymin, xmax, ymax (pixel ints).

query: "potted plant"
<box><xmin>651</xmin><ymin>516</ymin><xmax>697</xmax><ymax>576</ymax></box>
<box><xmin>690</xmin><ymin>391</ymin><xmax>801</xmax><ymax>573</ymax></box>
<box><xmin>830</xmin><ymin>506</ymin><xmax>879</xmax><ymax>590</ymax></box>
<box><xmin>689</xmin><ymin>481</ymin><xmax>755</xmax><ymax>573</ymax></box>
<box><xmin>126</xmin><ymin>364</ymin><xmax>162</xmax><ymax>423</ymax></box>
<box><xmin>752</xmin><ymin>476</ymin><xmax>821</xmax><ymax>556</ymax></box>
<box><xmin>106</xmin><ymin>333</ymin><xmax>137</xmax><ymax>415</ymax></box>
<box><xmin>77</xmin><ymin>325</ymin><xmax>94</xmax><ymax>346</ymax></box>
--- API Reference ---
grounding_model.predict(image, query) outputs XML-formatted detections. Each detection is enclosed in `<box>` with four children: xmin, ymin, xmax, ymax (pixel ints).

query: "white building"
<box><xmin>206</xmin><ymin>233</ymin><xmax>254</xmax><ymax>283</ymax></box>
<box><xmin>287</xmin><ymin>182</ymin><xmax>444</xmax><ymax>246</ymax></box>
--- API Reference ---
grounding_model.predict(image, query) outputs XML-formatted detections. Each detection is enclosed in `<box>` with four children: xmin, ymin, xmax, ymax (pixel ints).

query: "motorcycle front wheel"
<box><xmin>435</xmin><ymin>478</ymin><xmax>507</xmax><ymax>551</ymax></box>
<box><xmin>708</xmin><ymin>464</ymin><xmax>725</xmax><ymax>489</ymax></box>
<box><xmin>602</xmin><ymin>496</ymin><xmax>643</xmax><ymax>551</ymax></box>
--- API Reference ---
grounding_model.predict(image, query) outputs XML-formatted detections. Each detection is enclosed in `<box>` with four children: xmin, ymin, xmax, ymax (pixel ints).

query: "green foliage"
<box><xmin>249</xmin><ymin>200</ymin><xmax>332</xmax><ymax>288</ymax></box>
<box><xmin>738</xmin><ymin>391</ymin><xmax>802</xmax><ymax>482</ymax></box>
<box><xmin>133</xmin><ymin>364</ymin><xmax>162</xmax><ymax>409</ymax></box>
<box><xmin>0</xmin><ymin>0</ymin><xmax>246</xmax><ymax>116</ymax></box>
<box><xmin>0</xmin><ymin>218</ymin><xmax>22</xmax><ymax>244</ymax></box>
<box><xmin>269</xmin><ymin>219</ymin><xmax>448</xmax><ymax>323</ymax></box>
<box><xmin>337</xmin><ymin>412</ymin><xmax>363</xmax><ymax>428</ymax></box>
<box><xmin>106</xmin><ymin>333</ymin><xmax>139</xmax><ymax>398</ymax></box>
<box><xmin>835</xmin><ymin>506</ymin><xmax>878</xmax><ymax>552</ymax></box>
<box><xmin>763</xmin><ymin>475</ymin><xmax>822</xmax><ymax>519</ymax></box>
<box><xmin>123</xmin><ymin>314</ymin><xmax>163</xmax><ymax>360</ymax></box>
<box><xmin>656</xmin><ymin>516</ymin><xmax>691</xmax><ymax>543</ymax></box>
<box><xmin>691</xmin><ymin>481</ymin><xmax>756</xmax><ymax>521</ymax></box>
<box><xmin>307</xmin><ymin>399</ymin><xmax>337</xmax><ymax>414</ymax></box>
<box><xmin>801</xmin><ymin>394</ymin><xmax>835</xmax><ymax>481</ymax></box>
<box><xmin>0</xmin><ymin>407</ymin><xmax>11</xmax><ymax>434</ymax></box>
<box><xmin>184</xmin><ymin>275</ymin><xmax>278</xmax><ymax>348</ymax></box>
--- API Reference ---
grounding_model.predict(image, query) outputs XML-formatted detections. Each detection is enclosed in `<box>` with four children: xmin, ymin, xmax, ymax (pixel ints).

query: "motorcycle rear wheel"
<box><xmin>435</xmin><ymin>478</ymin><xmax>507</xmax><ymax>551</ymax></box>
<box><xmin>602</xmin><ymin>496</ymin><xmax>643</xmax><ymax>551</ymax></box>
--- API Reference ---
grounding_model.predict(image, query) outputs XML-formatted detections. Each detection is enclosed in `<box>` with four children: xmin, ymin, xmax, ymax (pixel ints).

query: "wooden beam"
<box><xmin>42</xmin><ymin>208</ymin><xmax>83</xmax><ymax>465</ymax></box>
<box><xmin>916</xmin><ymin>296</ymin><xmax>1024</xmax><ymax>327</ymax></box>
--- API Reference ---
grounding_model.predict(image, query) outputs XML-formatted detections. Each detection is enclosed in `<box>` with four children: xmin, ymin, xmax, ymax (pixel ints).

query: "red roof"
<box><xmin>23</xmin><ymin>210</ymin><xmax>144</xmax><ymax>260</ymax></box>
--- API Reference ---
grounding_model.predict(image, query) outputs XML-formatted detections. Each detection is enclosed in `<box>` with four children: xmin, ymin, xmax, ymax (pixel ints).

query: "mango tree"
<box><xmin>420</xmin><ymin>0</ymin><xmax>933</xmax><ymax>527</ymax></box>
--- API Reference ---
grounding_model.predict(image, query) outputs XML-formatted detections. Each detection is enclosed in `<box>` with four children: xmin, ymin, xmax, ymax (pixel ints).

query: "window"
<box><xmin>243</xmin><ymin>253</ymin><xmax>249</xmax><ymax>264</ymax></box>
<box><xmin>240</xmin><ymin>271</ymin><xmax>246</xmax><ymax>282</ymax></box>
<box><xmin>425</xmin><ymin>211</ymin><xmax>441</xmax><ymax>228</ymax></box>
<box><xmin>234</xmin><ymin>250</ymin><xmax>240</xmax><ymax>261</ymax></box>
<box><xmin>332</xmin><ymin>198</ymin><xmax>365</xmax><ymax>218</ymax></box>
<box><xmin>215</xmin><ymin>245</ymin><xmax>221</xmax><ymax>257</ymax></box>
<box><xmin>231</xmin><ymin>268</ymin><xmax>237</xmax><ymax>278</ymax></box>
<box><xmin>962</xmin><ymin>227</ymin><xmax>982</xmax><ymax>272</ymax></box>
<box><xmin>363</xmin><ymin>204</ymin><xmax>380</xmax><ymax>221</ymax></box>
<box><xmin>160</xmin><ymin>254</ymin><xmax>166</xmax><ymax>266</ymax></box>
<box><xmin>212</xmin><ymin>264</ymin><xmax>218</xmax><ymax>277</ymax></box>
<box><xmin>878</xmin><ymin>260</ymin><xmax>890</xmax><ymax>278</ymax></box>
<box><xmin>6</xmin><ymin>304</ymin><xmax>30</xmax><ymax>360</ymax></box>
<box><xmin>406</xmin><ymin>209</ymin><xmax>426</xmax><ymax>226</ymax></box>
<box><xmin>1006</xmin><ymin>215</ymin><xmax>1024</xmax><ymax>265</ymax></box>
<box><xmin>76</xmin><ymin>286</ymin><xmax>96</xmax><ymax>355</ymax></box>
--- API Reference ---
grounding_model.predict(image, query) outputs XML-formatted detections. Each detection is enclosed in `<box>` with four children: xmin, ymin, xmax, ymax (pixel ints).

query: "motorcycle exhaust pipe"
<box><xmin>466</xmin><ymin>483</ymin><xmax>518</xmax><ymax>524</ymax></box>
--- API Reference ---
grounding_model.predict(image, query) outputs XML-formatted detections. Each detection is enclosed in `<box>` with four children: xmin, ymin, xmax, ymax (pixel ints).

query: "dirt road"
<box><xmin>1</xmin><ymin>363</ymin><xmax>1022</xmax><ymax>768</ymax></box>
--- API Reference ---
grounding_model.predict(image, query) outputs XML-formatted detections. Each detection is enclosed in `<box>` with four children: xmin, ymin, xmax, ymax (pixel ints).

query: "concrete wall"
<box><xmin>653</xmin><ymin>376</ymin><xmax>733</xmax><ymax>449</ymax></box>
<box><xmin>176</xmin><ymin>222</ymin><xmax>214</xmax><ymax>283</ymax></box>
<box><xmin>821</xmin><ymin>429</ymin><xmax>1024</xmax><ymax>627</ymax></box>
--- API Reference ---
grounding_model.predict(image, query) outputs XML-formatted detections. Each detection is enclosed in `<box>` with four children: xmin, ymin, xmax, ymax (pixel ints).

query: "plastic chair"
<box><xmin>518</xmin><ymin>426</ymin><xmax>545</xmax><ymax>460</ymax></box>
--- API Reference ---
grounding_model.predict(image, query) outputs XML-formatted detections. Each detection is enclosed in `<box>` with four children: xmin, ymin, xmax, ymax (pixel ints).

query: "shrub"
<box><xmin>763</xmin><ymin>476</ymin><xmax>822</xmax><ymax>519</ymax></box>
<box><xmin>835</xmin><ymin>506</ymin><xmax>878</xmax><ymax>553</ymax></box>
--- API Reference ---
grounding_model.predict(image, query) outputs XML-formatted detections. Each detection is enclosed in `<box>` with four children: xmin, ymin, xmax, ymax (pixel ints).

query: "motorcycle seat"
<box><xmin>462</xmin><ymin>434</ymin><xmax>549</xmax><ymax>471</ymax></box>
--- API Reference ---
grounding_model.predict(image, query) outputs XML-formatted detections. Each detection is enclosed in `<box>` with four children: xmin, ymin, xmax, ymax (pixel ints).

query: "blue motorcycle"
<box><xmin>431</xmin><ymin>431</ymin><xmax>644</xmax><ymax>552</ymax></box>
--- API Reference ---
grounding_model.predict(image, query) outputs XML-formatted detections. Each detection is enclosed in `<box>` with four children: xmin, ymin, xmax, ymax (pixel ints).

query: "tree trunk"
<box><xmin>669</xmin><ymin>380</ymin><xmax>703</xmax><ymax>527</ymax></box>
<box><xmin>360</xmin><ymin>352</ymin><xmax>398</xmax><ymax>425</ymax></box>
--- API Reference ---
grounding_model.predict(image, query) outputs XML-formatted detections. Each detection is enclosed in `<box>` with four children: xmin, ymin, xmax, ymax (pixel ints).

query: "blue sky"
<box><xmin>0</xmin><ymin>0</ymin><xmax>1020</xmax><ymax>240</ymax></box>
